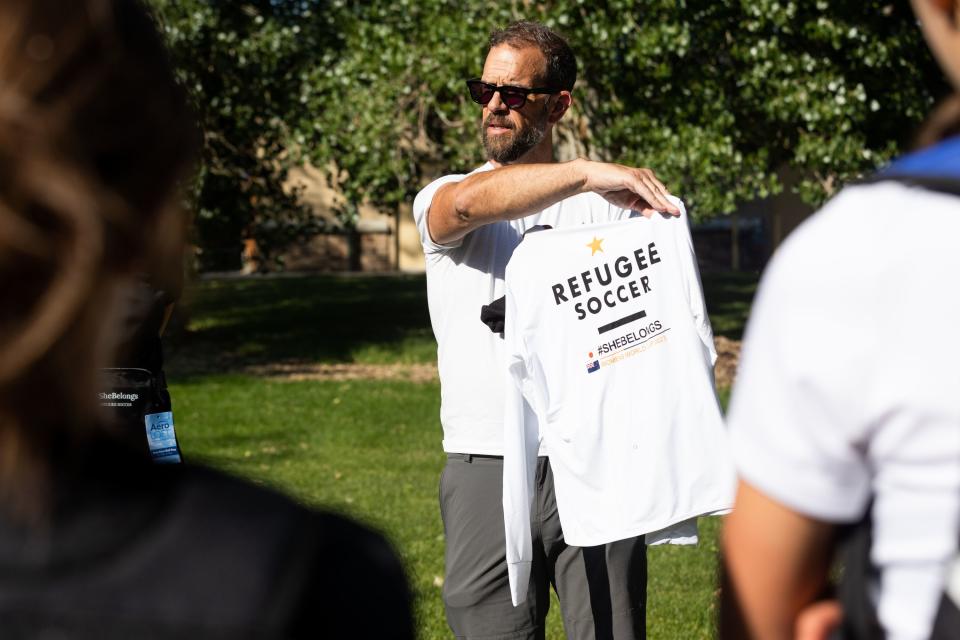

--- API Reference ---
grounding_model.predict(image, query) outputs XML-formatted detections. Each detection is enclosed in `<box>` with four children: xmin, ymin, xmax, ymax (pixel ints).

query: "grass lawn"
<box><xmin>171</xmin><ymin>274</ymin><xmax>437</xmax><ymax>371</ymax></box>
<box><xmin>167</xmin><ymin>270</ymin><xmax>758</xmax><ymax>639</ymax></box>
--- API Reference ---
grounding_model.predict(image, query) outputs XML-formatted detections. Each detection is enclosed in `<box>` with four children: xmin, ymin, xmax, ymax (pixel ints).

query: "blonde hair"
<box><xmin>0</xmin><ymin>0</ymin><xmax>197</xmax><ymax>511</ymax></box>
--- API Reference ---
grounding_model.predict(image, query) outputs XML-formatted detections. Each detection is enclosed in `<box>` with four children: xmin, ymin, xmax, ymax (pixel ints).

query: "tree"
<box><xmin>308</xmin><ymin>0</ymin><xmax>946</xmax><ymax>219</ymax></box>
<box><xmin>152</xmin><ymin>0</ymin><xmax>948</xmax><ymax>269</ymax></box>
<box><xmin>149</xmin><ymin>0</ymin><xmax>340</xmax><ymax>270</ymax></box>
<box><xmin>564</xmin><ymin>0</ymin><xmax>947</xmax><ymax>212</ymax></box>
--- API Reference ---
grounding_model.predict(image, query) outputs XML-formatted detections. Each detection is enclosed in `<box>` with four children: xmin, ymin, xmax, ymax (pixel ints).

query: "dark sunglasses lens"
<box><xmin>500</xmin><ymin>89</ymin><xmax>527</xmax><ymax>109</ymax></box>
<box><xmin>468</xmin><ymin>81</ymin><xmax>493</xmax><ymax>104</ymax></box>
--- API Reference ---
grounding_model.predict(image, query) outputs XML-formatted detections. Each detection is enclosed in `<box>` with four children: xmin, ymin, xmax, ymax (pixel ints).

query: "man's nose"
<box><xmin>486</xmin><ymin>89</ymin><xmax>509</xmax><ymax>113</ymax></box>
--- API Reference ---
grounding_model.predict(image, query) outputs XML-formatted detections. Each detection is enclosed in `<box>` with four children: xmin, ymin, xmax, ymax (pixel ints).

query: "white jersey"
<box><xmin>413</xmin><ymin>163</ymin><xmax>637</xmax><ymax>455</ymax></box>
<box><xmin>502</xmin><ymin>213</ymin><xmax>736</xmax><ymax>605</ymax></box>
<box><xmin>727</xmin><ymin>181</ymin><xmax>960</xmax><ymax>640</ymax></box>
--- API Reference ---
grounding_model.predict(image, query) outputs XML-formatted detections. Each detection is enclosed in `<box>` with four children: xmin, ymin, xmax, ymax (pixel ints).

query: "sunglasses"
<box><xmin>466</xmin><ymin>79</ymin><xmax>558</xmax><ymax>110</ymax></box>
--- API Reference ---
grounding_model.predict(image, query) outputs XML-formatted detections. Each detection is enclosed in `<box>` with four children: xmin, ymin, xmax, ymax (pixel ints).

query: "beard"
<box><xmin>481</xmin><ymin>109</ymin><xmax>548</xmax><ymax>164</ymax></box>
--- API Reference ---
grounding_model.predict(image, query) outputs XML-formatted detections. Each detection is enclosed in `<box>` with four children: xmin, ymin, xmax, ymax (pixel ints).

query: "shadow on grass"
<box><xmin>167</xmin><ymin>273</ymin><xmax>435</xmax><ymax>376</ymax></box>
<box><xmin>701</xmin><ymin>270</ymin><xmax>760</xmax><ymax>341</ymax></box>
<box><xmin>167</xmin><ymin>270</ymin><xmax>759</xmax><ymax>377</ymax></box>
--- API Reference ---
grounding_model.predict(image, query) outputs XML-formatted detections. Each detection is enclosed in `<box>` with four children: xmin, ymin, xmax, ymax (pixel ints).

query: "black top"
<box><xmin>0</xmin><ymin>441</ymin><xmax>413</xmax><ymax>639</ymax></box>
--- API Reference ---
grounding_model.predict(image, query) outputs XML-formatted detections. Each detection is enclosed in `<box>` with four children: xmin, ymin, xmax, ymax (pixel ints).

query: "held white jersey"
<box><xmin>502</xmin><ymin>212</ymin><xmax>736</xmax><ymax>605</ymax></box>
<box><xmin>412</xmin><ymin>163</ymin><xmax>638</xmax><ymax>455</ymax></box>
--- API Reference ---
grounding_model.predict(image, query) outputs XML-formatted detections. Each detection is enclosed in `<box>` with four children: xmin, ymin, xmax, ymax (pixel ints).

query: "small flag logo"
<box><xmin>586</xmin><ymin>351</ymin><xmax>600</xmax><ymax>373</ymax></box>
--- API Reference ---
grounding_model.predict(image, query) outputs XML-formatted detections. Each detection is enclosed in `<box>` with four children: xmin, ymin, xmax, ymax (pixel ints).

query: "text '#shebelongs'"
<box><xmin>551</xmin><ymin>242</ymin><xmax>661</xmax><ymax>320</ymax></box>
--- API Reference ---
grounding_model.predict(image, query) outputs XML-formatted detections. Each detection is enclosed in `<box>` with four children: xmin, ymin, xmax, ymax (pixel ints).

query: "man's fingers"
<box><xmin>597</xmin><ymin>165</ymin><xmax>679</xmax><ymax>216</ymax></box>
<box><xmin>632</xmin><ymin>176</ymin><xmax>679</xmax><ymax>215</ymax></box>
<box><xmin>644</xmin><ymin>177</ymin><xmax>680</xmax><ymax>215</ymax></box>
<box><xmin>639</xmin><ymin>169</ymin><xmax>669</xmax><ymax>195</ymax></box>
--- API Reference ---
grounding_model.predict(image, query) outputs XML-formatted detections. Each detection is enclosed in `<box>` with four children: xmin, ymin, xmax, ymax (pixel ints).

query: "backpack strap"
<box><xmin>836</xmin><ymin>505</ymin><xmax>886</xmax><ymax>639</ymax></box>
<box><xmin>930</xmin><ymin>555</ymin><xmax>960</xmax><ymax>639</ymax></box>
<box><xmin>866</xmin><ymin>136</ymin><xmax>960</xmax><ymax>195</ymax></box>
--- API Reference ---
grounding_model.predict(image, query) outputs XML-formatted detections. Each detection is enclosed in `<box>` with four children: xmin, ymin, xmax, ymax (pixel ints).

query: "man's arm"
<box><xmin>720</xmin><ymin>480</ymin><xmax>836</xmax><ymax>640</ymax></box>
<box><xmin>427</xmin><ymin>158</ymin><xmax>680</xmax><ymax>246</ymax></box>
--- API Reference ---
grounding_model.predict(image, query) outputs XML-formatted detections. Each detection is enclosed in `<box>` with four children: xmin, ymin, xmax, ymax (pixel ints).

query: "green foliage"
<box><xmin>149</xmin><ymin>0</ymin><xmax>338</xmax><ymax>270</ymax></box>
<box><xmin>308</xmin><ymin>0</ymin><xmax>946</xmax><ymax>218</ymax></box>
<box><xmin>304</xmin><ymin>2</ymin><xmax>513</xmax><ymax>210</ymax></box>
<box><xmin>568</xmin><ymin>0</ymin><xmax>945</xmax><ymax>212</ymax></box>
<box><xmin>152</xmin><ymin>0</ymin><xmax>948</xmax><ymax>265</ymax></box>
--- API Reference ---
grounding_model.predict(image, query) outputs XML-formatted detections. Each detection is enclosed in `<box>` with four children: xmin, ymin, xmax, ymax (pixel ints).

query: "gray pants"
<box><xmin>440</xmin><ymin>454</ymin><xmax>647</xmax><ymax>640</ymax></box>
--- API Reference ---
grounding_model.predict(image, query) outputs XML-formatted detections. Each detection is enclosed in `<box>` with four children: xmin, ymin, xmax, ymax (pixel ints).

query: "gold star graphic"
<box><xmin>586</xmin><ymin>236</ymin><xmax>604</xmax><ymax>256</ymax></box>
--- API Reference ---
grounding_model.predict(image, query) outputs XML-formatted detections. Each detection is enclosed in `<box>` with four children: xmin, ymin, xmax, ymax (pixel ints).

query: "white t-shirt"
<box><xmin>727</xmin><ymin>182</ymin><xmax>960</xmax><ymax>640</ymax></box>
<box><xmin>413</xmin><ymin>163</ymin><xmax>637</xmax><ymax>455</ymax></box>
<box><xmin>502</xmin><ymin>214</ymin><xmax>736</xmax><ymax>605</ymax></box>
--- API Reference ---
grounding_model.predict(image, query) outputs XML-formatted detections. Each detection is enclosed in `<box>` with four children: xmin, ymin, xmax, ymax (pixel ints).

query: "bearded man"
<box><xmin>413</xmin><ymin>21</ymin><xmax>679</xmax><ymax>640</ymax></box>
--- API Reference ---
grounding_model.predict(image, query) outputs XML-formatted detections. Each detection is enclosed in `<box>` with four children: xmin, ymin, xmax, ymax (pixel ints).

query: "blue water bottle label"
<box><xmin>144</xmin><ymin>411</ymin><xmax>182</xmax><ymax>464</ymax></box>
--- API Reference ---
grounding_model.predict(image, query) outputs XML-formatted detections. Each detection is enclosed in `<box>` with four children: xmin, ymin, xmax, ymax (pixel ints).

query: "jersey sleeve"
<box><xmin>412</xmin><ymin>174</ymin><xmax>467</xmax><ymax>253</ymax></box>
<box><xmin>671</xmin><ymin>198</ymin><xmax>717</xmax><ymax>365</ymax></box>
<box><xmin>725</xmin><ymin>229</ymin><xmax>872</xmax><ymax>522</ymax></box>
<box><xmin>501</xmin><ymin>273</ymin><xmax>540</xmax><ymax>607</ymax></box>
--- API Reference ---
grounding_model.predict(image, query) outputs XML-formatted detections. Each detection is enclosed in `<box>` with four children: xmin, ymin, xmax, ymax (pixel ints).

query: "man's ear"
<box><xmin>548</xmin><ymin>91</ymin><xmax>572</xmax><ymax>124</ymax></box>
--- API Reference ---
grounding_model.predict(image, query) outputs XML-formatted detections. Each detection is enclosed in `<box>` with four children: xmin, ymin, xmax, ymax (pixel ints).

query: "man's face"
<box><xmin>479</xmin><ymin>45</ymin><xmax>554</xmax><ymax>164</ymax></box>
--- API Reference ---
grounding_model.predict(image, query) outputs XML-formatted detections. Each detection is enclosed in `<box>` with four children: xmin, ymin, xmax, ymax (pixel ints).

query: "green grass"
<box><xmin>167</xmin><ymin>270</ymin><xmax>757</xmax><ymax>638</ymax></box>
<box><xmin>171</xmin><ymin>376</ymin><xmax>722</xmax><ymax>639</ymax></box>
<box><xmin>699</xmin><ymin>271</ymin><xmax>759</xmax><ymax>341</ymax></box>
<box><xmin>169</xmin><ymin>274</ymin><xmax>437</xmax><ymax>375</ymax></box>
<box><xmin>171</xmin><ymin>377</ymin><xmax>450</xmax><ymax>637</ymax></box>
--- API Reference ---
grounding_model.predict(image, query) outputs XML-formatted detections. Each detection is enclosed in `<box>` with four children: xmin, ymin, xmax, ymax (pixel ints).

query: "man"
<box><xmin>720</xmin><ymin>1</ymin><xmax>960</xmax><ymax>638</ymax></box>
<box><xmin>413</xmin><ymin>21</ymin><xmax>679</xmax><ymax>639</ymax></box>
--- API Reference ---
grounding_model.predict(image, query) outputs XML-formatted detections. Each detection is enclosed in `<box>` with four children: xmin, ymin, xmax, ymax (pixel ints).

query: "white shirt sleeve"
<box><xmin>501</xmin><ymin>277</ymin><xmax>540</xmax><ymax>607</ymax></box>
<box><xmin>670</xmin><ymin>197</ymin><xmax>717</xmax><ymax>365</ymax></box>
<box><xmin>726</xmin><ymin>230</ymin><xmax>872</xmax><ymax>522</ymax></box>
<box><xmin>412</xmin><ymin>174</ymin><xmax>467</xmax><ymax>253</ymax></box>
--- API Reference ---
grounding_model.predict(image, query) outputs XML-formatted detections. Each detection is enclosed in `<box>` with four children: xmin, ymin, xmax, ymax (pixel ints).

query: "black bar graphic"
<box><xmin>597</xmin><ymin>309</ymin><xmax>647</xmax><ymax>335</ymax></box>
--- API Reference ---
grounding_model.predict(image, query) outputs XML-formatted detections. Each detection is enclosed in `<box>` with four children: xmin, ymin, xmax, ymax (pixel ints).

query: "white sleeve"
<box><xmin>671</xmin><ymin>197</ymin><xmax>717</xmax><ymax>365</ymax></box>
<box><xmin>726</xmin><ymin>236</ymin><xmax>872</xmax><ymax>522</ymax></box>
<box><xmin>412</xmin><ymin>173</ymin><xmax>467</xmax><ymax>253</ymax></box>
<box><xmin>502</xmin><ymin>278</ymin><xmax>540</xmax><ymax>607</ymax></box>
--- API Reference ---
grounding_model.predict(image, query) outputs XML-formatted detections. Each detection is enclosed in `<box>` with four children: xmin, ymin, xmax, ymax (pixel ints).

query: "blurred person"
<box><xmin>413</xmin><ymin>20</ymin><xmax>686</xmax><ymax>640</ymax></box>
<box><xmin>0</xmin><ymin>1</ymin><xmax>412</xmax><ymax>638</ymax></box>
<box><xmin>99</xmin><ymin>274</ymin><xmax>183</xmax><ymax>464</ymax></box>
<box><xmin>721</xmin><ymin>1</ymin><xmax>960</xmax><ymax>639</ymax></box>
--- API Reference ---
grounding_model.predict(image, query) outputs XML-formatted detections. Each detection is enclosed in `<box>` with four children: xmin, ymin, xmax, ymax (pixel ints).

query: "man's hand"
<box><xmin>581</xmin><ymin>161</ymin><xmax>680</xmax><ymax>217</ymax></box>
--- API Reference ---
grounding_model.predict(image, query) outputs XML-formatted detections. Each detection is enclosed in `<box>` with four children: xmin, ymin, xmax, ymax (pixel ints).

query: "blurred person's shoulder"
<box><xmin>776</xmin><ymin>136</ymin><xmax>960</xmax><ymax>278</ymax></box>
<box><xmin>159</xmin><ymin>463</ymin><xmax>414</xmax><ymax>637</ymax></box>
<box><xmin>0</xmin><ymin>450</ymin><xmax>413</xmax><ymax>640</ymax></box>
<box><xmin>766</xmin><ymin>179</ymin><xmax>960</xmax><ymax>296</ymax></box>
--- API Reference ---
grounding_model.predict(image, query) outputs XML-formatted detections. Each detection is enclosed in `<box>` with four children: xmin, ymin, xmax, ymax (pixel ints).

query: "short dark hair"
<box><xmin>488</xmin><ymin>21</ymin><xmax>577</xmax><ymax>91</ymax></box>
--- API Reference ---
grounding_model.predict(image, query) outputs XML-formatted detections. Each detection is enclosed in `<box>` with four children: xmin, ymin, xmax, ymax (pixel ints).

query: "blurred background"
<box><xmin>148</xmin><ymin>1</ymin><xmax>948</xmax><ymax>637</ymax></box>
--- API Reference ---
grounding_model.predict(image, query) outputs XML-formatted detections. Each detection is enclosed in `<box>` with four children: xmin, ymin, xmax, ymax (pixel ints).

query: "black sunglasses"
<box><xmin>465</xmin><ymin>79</ymin><xmax>558</xmax><ymax>110</ymax></box>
